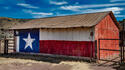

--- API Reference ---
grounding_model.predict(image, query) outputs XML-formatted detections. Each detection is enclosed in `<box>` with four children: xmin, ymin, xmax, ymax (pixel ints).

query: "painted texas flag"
<box><xmin>17</xmin><ymin>29</ymin><xmax>94</xmax><ymax>57</ymax></box>
<box><xmin>19</xmin><ymin>29</ymin><xmax>39</xmax><ymax>53</ymax></box>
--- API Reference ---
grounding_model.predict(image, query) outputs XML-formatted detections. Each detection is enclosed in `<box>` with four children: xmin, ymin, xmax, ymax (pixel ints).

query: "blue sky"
<box><xmin>0</xmin><ymin>0</ymin><xmax>125</xmax><ymax>21</ymax></box>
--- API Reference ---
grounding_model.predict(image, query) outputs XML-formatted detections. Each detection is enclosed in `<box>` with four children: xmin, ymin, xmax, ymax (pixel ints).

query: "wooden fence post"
<box><xmin>14</xmin><ymin>36</ymin><xmax>16</xmax><ymax>52</ymax></box>
<box><xmin>4</xmin><ymin>40</ymin><xmax>8</xmax><ymax>54</ymax></box>
<box><xmin>0</xmin><ymin>40</ymin><xmax>2</xmax><ymax>53</ymax></box>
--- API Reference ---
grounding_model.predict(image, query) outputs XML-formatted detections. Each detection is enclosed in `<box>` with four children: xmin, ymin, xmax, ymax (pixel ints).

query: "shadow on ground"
<box><xmin>0</xmin><ymin>53</ymin><xmax>91</xmax><ymax>64</ymax></box>
<box><xmin>113</xmin><ymin>64</ymin><xmax>125</xmax><ymax>70</ymax></box>
<box><xmin>0</xmin><ymin>53</ymin><xmax>124</xmax><ymax>70</ymax></box>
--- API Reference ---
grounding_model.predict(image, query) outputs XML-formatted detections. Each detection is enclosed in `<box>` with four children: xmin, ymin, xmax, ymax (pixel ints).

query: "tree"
<box><xmin>119</xmin><ymin>19</ymin><xmax>125</xmax><ymax>30</ymax></box>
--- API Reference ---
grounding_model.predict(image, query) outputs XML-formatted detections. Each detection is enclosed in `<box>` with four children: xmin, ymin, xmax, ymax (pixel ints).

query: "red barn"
<box><xmin>11</xmin><ymin>11</ymin><xmax>119</xmax><ymax>60</ymax></box>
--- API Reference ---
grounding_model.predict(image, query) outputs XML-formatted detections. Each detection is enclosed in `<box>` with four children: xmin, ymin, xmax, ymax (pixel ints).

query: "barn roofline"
<box><xmin>10</xmin><ymin>11</ymin><xmax>119</xmax><ymax>30</ymax></box>
<box><xmin>10</xmin><ymin>26</ymin><xmax>95</xmax><ymax>30</ymax></box>
<box><xmin>93</xmin><ymin>11</ymin><xmax>120</xmax><ymax>30</ymax></box>
<box><xmin>109</xmin><ymin>11</ymin><xmax>120</xmax><ymax>30</ymax></box>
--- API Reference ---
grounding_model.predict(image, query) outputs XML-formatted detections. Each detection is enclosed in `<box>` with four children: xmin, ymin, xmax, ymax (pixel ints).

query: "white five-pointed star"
<box><xmin>23</xmin><ymin>33</ymin><xmax>35</xmax><ymax>50</ymax></box>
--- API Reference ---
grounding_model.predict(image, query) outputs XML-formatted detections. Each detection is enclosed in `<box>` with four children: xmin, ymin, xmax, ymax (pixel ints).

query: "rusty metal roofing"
<box><xmin>11</xmin><ymin>11</ymin><xmax>115</xmax><ymax>29</ymax></box>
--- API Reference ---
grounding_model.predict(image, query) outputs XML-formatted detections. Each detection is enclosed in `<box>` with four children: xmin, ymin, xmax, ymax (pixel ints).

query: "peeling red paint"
<box><xmin>95</xmin><ymin>14</ymin><xmax>119</xmax><ymax>59</ymax></box>
<box><xmin>39</xmin><ymin>40</ymin><xmax>94</xmax><ymax>57</ymax></box>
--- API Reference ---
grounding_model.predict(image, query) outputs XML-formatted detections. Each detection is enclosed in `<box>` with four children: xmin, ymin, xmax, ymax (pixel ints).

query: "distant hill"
<box><xmin>0</xmin><ymin>17</ymin><xmax>32</xmax><ymax>29</ymax></box>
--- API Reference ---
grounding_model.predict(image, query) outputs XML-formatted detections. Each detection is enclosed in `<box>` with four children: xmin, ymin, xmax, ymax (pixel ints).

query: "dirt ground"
<box><xmin>0</xmin><ymin>54</ymin><xmax>124</xmax><ymax>70</ymax></box>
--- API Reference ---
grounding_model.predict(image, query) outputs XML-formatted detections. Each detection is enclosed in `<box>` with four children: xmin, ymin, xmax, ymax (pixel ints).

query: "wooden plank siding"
<box><xmin>95</xmin><ymin>14</ymin><xmax>119</xmax><ymax>59</ymax></box>
<box><xmin>40</xmin><ymin>28</ymin><xmax>94</xmax><ymax>41</ymax></box>
<box><xmin>39</xmin><ymin>28</ymin><xmax>95</xmax><ymax>57</ymax></box>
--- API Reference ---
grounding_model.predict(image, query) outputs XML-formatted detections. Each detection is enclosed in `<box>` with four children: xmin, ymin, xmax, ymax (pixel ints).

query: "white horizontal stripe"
<box><xmin>40</xmin><ymin>28</ymin><xmax>94</xmax><ymax>41</ymax></box>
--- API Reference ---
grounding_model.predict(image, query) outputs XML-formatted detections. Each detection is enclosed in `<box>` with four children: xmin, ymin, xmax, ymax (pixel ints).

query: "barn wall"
<box><xmin>39</xmin><ymin>28</ymin><xmax>95</xmax><ymax>57</ymax></box>
<box><xmin>40</xmin><ymin>28</ymin><xmax>94</xmax><ymax>41</ymax></box>
<box><xmin>15</xmin><ymin>28</ymin><xmax>95</xmax><ymax>57</ymax></box>
<box><xmin>95</xmin><ymin>14</ymin><xmax>119</xmax><ymax>59</ymax></box>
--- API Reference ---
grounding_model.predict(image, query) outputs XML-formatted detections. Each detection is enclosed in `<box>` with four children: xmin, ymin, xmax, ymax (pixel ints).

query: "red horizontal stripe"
<box><xmin>39</xmin><ymin>40</ymin><xmax>95</xmax><ymax>57</ymax></box>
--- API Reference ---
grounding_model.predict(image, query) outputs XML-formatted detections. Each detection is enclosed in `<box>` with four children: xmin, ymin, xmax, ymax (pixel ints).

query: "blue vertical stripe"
<box><xmin>19</xmin><ymin>29</ymin><xmax>39</xmax><ymax>53</ymax></box>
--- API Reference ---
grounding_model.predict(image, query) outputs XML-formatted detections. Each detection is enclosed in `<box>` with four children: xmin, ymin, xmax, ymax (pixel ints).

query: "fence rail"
<box><xmin>98</xmin><ymin>38</ymin><xmax>125</xmax><ymax>63</ymax></box>
<box><xmin>0</xmin><ymin>38</ymin><xmax>15</xmax><ymax>54</ymax></box>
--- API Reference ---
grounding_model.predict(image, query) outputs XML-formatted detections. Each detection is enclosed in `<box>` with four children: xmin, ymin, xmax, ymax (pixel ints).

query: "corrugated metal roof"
<box><xmin>11</xmin><ymin>11</ymin><xmax>113</xmax><ymax>29</ymax></box>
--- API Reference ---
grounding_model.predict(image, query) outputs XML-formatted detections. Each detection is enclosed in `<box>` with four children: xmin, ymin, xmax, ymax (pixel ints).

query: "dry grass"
<box><xmin>0</xmin><ymin>57</ymin><xmax>92</xmax><ymax>70</ymax></box>
<box><xmin>0</xmin><ymin>57</ymin><xmax>72</xmax><ymax>70</ymax></box>
<box><xmin>0</xmin><ymin>56</ymin><xmax>119</xmax><ymax>70</ymax></box>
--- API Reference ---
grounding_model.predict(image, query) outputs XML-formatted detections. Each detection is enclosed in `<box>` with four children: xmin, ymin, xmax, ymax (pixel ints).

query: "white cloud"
<box><xmin>78</xmin><ymin>7</ymin><xmax>124</xmax><ymax>14</ymax></box>
<box><xmin>115</xmin><ymin>15</ymin><xmax>125</xmax><ymax>17</ymax></box>
<box><xmin>17</xmin><ymin>3</ymin><xmax>39</xmax><ymax>9</ymax></box>
<box><xmin>50</xmin><ymin>1</ymin><xmax>68</xmax><ymax>5</ymax></box>
<box><xmin>33</xmin><ymin>15</ymin><xmax>44</xmax><ymax>18</ymax></box>
<box><xmin>60</xmin><ymin>3</ymin><xmax>125</xmax><ymax>11</ymax></box>
<box><xmin>23</xmin><ymin>9</ymin><xmax>53</xmax><ymax>18</ymax></box>
<box><xmin>110</xmin><ymin>0</ymin><xmax>125</xmax><ymax>2</ymax></box>
<box><xmin>31</xmin><ymin>12</ymin><xmax>53</xmax><ymax>15</ymax></box>
<box><xmin>60</xmin><ymin>6</ymin><xmax>82</xmax><ymax>11</ymax></box>
<box><xmin>55</xmin><ymin>12</ymin><xmax>70</xmax><ymax>16</ymax></box>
